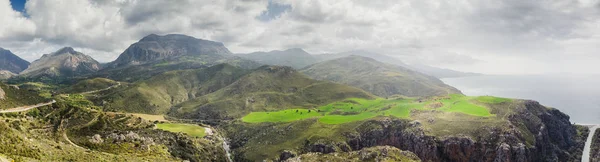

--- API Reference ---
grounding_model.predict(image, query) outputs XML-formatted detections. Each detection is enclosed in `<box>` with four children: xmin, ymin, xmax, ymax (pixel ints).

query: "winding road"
<box><xmin>0</xmin><ymin>100</ymin><xmax>56</xmax><ymax>114</ymax></box>
<box><xmin>80</xmin><ymin>82</ymin><xmax>121</xmax><ymax>94</ymax></box>
<box><xmin>582</xmin><ymin>124</ymin><xmax>600</xmax><ymax>162</ymax></box>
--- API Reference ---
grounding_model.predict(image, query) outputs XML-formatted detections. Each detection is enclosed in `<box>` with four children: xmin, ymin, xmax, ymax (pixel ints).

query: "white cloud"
<box><xmin>0</xmin><ymin>0</ymin><xmax>599</xmax><ymax>74</ymax></box>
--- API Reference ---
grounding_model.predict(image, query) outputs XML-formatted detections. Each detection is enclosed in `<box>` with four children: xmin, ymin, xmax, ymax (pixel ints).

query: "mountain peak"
<box><xmin>283</xmin><ymin>48</ymin><xmax>307</xmax><ymax>53</ymax></box>
<box><xmin>54</xmin><ymin>47</ymin><xmax>77</xmax><ymax>55</ymax></box>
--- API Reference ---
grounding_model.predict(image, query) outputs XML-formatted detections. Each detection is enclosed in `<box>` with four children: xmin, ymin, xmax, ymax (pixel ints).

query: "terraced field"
<box><xmin>242</xmin><ymin>94</ymin><xmax>508</xmax><ymax>124</ymax></box>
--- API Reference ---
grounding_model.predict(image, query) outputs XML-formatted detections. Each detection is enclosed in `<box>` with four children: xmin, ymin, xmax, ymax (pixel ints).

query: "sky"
<box><xmin>1</xmin><ymin>0</ymin><xmax>600</xmax><ymax>75</ymax></box>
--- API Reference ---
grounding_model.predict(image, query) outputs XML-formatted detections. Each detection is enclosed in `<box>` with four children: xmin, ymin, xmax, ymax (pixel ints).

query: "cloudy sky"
<box><xmin>1</xmin><ymin>0</ymin><xmax>600</xmax><ymax>75</ymax></box>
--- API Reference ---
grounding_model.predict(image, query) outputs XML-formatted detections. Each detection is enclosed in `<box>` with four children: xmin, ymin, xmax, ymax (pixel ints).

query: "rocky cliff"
<box><xmin>345</xmin><ymin>100</ymin><xmax>583</xmax><ymax>162</ymax></box>
<box><xmin>0</xmin><ymin>48</ymin><xmax>30</xmax><ymax>74</ymax></box>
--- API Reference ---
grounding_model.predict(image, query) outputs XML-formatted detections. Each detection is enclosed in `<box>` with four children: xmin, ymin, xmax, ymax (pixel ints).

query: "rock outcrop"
<box><xmin>0</xmin><ymin>70</ymin><xmax>16</xmax><ymax>79</ymax></box>
<box><xmin>0</xmin><ymin>47</ymin><xmax>30</xmax><ymax>74</ymax></box>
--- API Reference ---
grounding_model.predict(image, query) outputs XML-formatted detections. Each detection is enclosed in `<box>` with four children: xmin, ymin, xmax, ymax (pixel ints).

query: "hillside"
<box><xmin>19</xmin><ymin>47</ymin><xmax>100</xmax><ymax>78</ymax></box>
<box><xmin>238</xmin><ymin>48</ymin><xmax>318</xmax><ymax>69</ymax></box>
<box><xmin>168</xmin><ymin>65</ymin><xmax>375</xmax><ymax>120</ymax></box>
<box><xmin>95</xmin><ymin>64</ymin><xmax>249</xmax><ymax>114</ymax></box>
<box><xmin>98</xmin><ymin>34</ymin><xmax>260</xmax><ymax>81</ymax></box>
<box><xmin>0</xmin><ymin>82</ymin><xmax>46</xmax><ymax>110</ymax></box>
<box><xmin>301</xmin><ymin>56</ymin><xmax>460</xmax><ymax>97</ymax></box>
<box><xmin>0</xmin><ymin>48</ymin><xmax>30</xmax><ymax>74</ymax></box>
<box><xmin>0</xmin><ymin>93</ymin><xmax>227</xmax><ymax>162</ymax></box>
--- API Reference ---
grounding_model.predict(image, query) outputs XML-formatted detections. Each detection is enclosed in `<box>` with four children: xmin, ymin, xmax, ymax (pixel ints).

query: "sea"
<box><xmin>442</xmin><ymin>74</ymin><xmax>600</xmax><ymax>124</ymax></box>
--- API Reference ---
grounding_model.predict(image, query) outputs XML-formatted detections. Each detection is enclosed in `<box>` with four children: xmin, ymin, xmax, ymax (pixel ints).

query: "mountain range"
<box><xmin>0</xmin><ymin>33</ymin><xmax>592</xmax><ymax>162</ymax></box>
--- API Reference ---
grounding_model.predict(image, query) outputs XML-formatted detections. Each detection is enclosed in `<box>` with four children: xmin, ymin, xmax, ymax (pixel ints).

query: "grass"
<box><xmin>156</xmin><ymin>123</ymin><xmax>206</xmax><ymax>138</ymax></box>
<box><xmin>242</xmin><ymin>94</ymin><xmax>498</xmax><ymax>124</ymax></box>
<box><xmin>129</xmin><ymin>113</ymin><xmax>167</xmax><ymax>122</ymax></box>
<box><xmin>475</xmin><ymin>96</ymin><xmax>512</xmax><ymax>104</ymax></box>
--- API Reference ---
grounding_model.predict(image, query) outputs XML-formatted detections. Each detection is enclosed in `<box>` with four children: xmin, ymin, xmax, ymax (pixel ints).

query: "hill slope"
<box><xmin>0</xmin><ymin>48</ymin><xmax>30</xmax><ymax>74</ymax></box>
<box><xmin>169</xmin><ymin>65</ymin><xmax>375</xmax><ymax>120</ymax></box>
<box><xmin>238</xmin><ymin>48</ymin><xmax>318</xmax><ymax>69</ymax></box>
<box><xmin>96</xmin><ymin>64</ymin><xmax>249</xmax><ymax>114</ymax></box>
<box><xmin>0</xmin><ymin>82</ymin><xmax>46</xmax><ymax>110</ymax></box>
<box><xmin>301</xmin><ymin>56</ymin><xmax>460</xmax><ymax>97</ymax></box>
<box><xmin>19</xmin><ymin>47</ymin><xmax>100</xmax><ymax>78</ymax></box>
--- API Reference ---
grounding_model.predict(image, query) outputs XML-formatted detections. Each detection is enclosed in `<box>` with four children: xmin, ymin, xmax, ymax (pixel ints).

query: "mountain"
<box><xmin>313</xmin><ymin>50</ymin><xmax>410</xmax><ymax>67</ymax></box>
<box><xmin>409</xmin><ymin>63</ymin><xmax>481</xmax><ymax>78</ymax></box>
<box><xmin>168</xmin><ymin>65</ymin><xmax>375</xmax><ymax>120</ymax></box>
<box><xmin>109</xmin><ymin>34</ymin><xmax>232</xmax><ymax>68</ymax></box>
<box><xmin>19</xmin><ymin>47</ymin><xmax>100</xmax><ymax>78</ymax></box>
<box><xmin>0</xmin><ymin>47</ymin><xmax>30</xmax><ymax>74</ymax></box>
<box><xmin>0</xmin><ymin>70</ymin><xmax>16</xmax><ymax>80</ymax></box>
<box><xmin>237</xmin><ymin>48</ymin><xmax>318</xmax><ymax>69</ymax></box>
<box><xmin>314</xmin><ymin>50</ymin><xmax>479</xmax><ymax>78</ymax></box>
<box><xmin>98</xmin><ymin>34</ymin><xmax>260</xmax><ymax>81</ymax></box>
<box><xmin>301</xmin><ymin>55</ymin><xmax>460</xmax><ymax>97</ymax></box>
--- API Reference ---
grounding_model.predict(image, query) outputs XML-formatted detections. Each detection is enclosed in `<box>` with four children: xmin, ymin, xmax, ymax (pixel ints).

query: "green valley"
<box><xmin>242</xmin><ymin>94</ymin><xmax>500</xmax><ymax>124</ymax></box>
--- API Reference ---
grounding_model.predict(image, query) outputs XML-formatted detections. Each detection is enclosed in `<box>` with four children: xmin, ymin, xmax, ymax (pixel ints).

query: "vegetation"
<box><xmin>242</xmin><ymin>94</ymin><xmax>497</xmax><ymax>124</ymax></box>
<box><xmin>156</xmin><ymin>123</ymin><xmax>206</xmax><ymax>138</ymax></box>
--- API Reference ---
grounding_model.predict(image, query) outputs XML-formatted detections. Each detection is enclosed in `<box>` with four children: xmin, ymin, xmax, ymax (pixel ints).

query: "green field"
<box><xmin>156</xmin><ymin>123</ymin><xmax>206</xmax><ymax>138</ymax></box>
<box><xmin>242</xmin><ymin>94</ymin><xmax>505</xmax><ymax>124</ymax></box>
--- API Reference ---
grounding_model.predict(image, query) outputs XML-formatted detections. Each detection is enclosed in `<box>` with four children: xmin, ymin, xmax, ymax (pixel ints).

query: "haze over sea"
<box><xmin>442</xmin><ymin>74</ymin><xmax>600</xmax><ymax>124</ymax></box>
